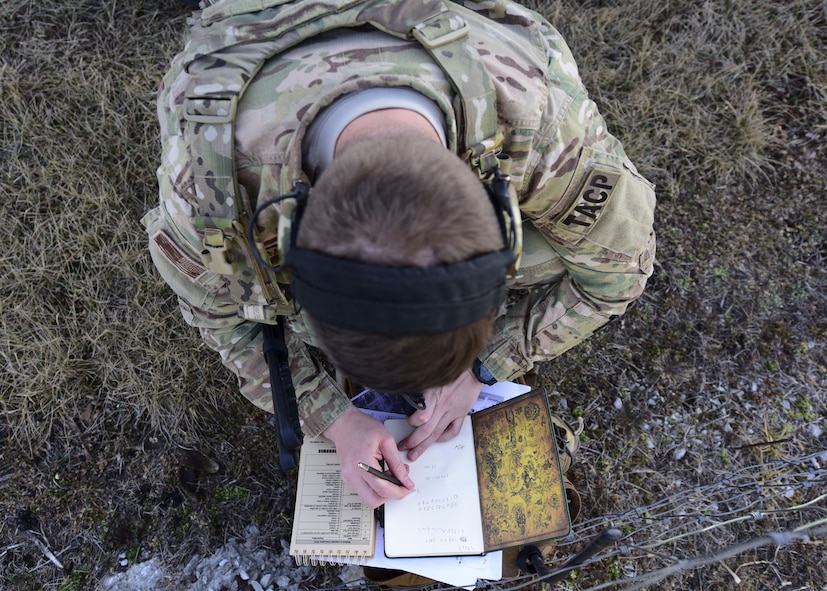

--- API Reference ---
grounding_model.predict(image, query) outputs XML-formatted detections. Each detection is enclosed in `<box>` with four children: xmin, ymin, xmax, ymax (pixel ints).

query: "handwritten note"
<box><xmin>383</xmin><ymin>416</ymin><xmax>485</xmax><ymax>557</ymax></box>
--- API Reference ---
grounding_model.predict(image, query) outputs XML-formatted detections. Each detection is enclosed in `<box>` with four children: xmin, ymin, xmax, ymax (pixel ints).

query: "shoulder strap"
<box><xmin>184</xmin><ymin>0</ymin><xmax>500</xmax><ymax>190</ymax></box>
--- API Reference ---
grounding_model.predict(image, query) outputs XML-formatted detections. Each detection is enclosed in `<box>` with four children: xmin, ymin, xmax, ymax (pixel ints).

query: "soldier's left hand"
<box><xmin>397</xmin><ymin>369</ymin><xmax>483</xmax><ymax>461</ymax></box>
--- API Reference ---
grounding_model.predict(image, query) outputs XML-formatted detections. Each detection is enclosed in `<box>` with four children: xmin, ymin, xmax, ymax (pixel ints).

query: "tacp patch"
<box><xmin>152</xmin><ymin>230</ymin><xmax>208</xmax><ymax>281</ymax></box>
<box><xmin>556</xmin><ymin>169</ymin><xmax>620</xmax><ymax>236</ymax></box>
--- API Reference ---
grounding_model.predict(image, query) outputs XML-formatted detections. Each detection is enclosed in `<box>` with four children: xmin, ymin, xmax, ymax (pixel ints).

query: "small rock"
<box><xmin>277</xmin><ymin>575</ymin><xmax>291</xmax><ymax>588</ymax></box>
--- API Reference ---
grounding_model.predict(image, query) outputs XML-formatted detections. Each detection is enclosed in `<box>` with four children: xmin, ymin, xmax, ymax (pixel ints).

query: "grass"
<box><xmin>1</xmin><ymin>0</ymin><xmax>826</xmax><ymax>590</ymax></box>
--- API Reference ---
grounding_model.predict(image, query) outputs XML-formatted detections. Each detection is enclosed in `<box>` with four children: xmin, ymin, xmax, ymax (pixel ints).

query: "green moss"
<box><xmin>568</xmin><ymin>568</ymin><xmax>581</xmax><ymax>580</ymax></box>
<box><xmin>126</xmin><ymin>545</ymin><xmax>142</xmax><ymax>564</ymax></box>
<box><xmin>172</xmin><ymin>510</ymin><xmax>195</xmax><ymax>542</ymax></box>
<box><xmin>607</xmin><ymin>557</ymin><xmax>623</xmax><ymax>580</ymax></box>
<box><xmin>213</xmin><ymin>484</ymin><xmax>249</xmax><ymax>503</ymax></box>
<box><xmin>712</xmin><ymin>266</ymin><xmax>731</xmax><ymax>279</ymax></box>
<box><xmin>596</xmin><ymin>458</ymin><xmax>612</xmax><ymax>474</ymax></box>
<box><xmin>57</xmin><ymin>570</ymin><xmax>89</xmax><ymax>591</ymax></box>
<box><xmin>795</xmin><ymin>397</ymin><xmax>815</xmax><ymax>422</ymax></box>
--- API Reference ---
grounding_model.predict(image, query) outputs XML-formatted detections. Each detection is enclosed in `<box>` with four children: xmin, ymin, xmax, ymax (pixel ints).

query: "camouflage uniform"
<box><xmin>145</xmin><ymin>0</ymin><xmax>656</xmax><ymax>437</ymax></box>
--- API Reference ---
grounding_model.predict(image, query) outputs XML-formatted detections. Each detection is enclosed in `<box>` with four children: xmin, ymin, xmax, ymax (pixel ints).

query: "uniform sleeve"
<box><xmin>148</xmin><ymin>71</ymin><xmax>350</xmax><ymax>438</ymax></box>
<box><xmin>144</xmin><ymin>198</ymin><xmax>351</xmax><ymax>437</ymax></box>
<box><xmin>479</xmin><ymin>29</ymin><xmax>656</xmax><ymax>382</ymax></box>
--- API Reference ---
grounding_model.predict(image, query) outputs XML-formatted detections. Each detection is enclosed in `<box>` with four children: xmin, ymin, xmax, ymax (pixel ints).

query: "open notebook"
<box><xmin>289</xmin><ymin>388</ymin><xmax>570</xmax><ymax>563</ymax></box>
<box><xmin>383</xmin><ymin>390</ymin><xmax>571</xmax><ymax>557</ymax></box>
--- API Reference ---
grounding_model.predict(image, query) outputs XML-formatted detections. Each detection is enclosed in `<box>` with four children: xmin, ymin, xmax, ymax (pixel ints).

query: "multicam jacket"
<box><xmin>145</xmin><ymin>0</ymin><xmax>656</xmax><ymax>437</ymax></box>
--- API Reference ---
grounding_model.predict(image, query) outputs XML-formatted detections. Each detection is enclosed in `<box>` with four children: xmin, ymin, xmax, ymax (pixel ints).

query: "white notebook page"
<box><xmin>383</xmin><ymin>416</ymin><xmax>485</xmax><ymax>557</ymax></box>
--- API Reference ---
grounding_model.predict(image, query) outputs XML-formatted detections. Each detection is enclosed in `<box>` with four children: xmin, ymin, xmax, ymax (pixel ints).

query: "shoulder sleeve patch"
<box><xmin>555</xmin><ymin>169</ymin><xmax>620</xmax><ymax>237</ymax></box>
<box><xmin>152</xmin><ymin>230</ymin><xmax>208</xmax><ymax>282</ymax></box>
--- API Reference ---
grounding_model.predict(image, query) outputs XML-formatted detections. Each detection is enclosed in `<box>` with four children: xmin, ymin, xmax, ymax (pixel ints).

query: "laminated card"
<box><xmin>289</xmin><ymin>436</ymin><xmax>376</xmax><ymax>564</ymax></box>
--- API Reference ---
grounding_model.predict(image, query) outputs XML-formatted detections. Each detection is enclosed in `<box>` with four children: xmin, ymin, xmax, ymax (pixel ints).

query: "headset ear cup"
<box><xmin>287</xmin><ymin>181</ymin><xmax>309</xmax><ymax>251</ymax></box>
<box><xmin>276</xmin><ymin>197</ymin><xmax>297</xmax><ymax>263</ymax></box>
<box><xmin>505</xmin><ymin>182</ymin><xmax>522</xmax><ymax>275</ymax></box>
<box><xmin>246</xmin><ymin>181</ymin><xmax>309</xmax><ymax>272</ymax></box>
<box><xmin>487</xmin><ymin>168</ymin><xmax>523</xmax><ymax>276</ymax></box>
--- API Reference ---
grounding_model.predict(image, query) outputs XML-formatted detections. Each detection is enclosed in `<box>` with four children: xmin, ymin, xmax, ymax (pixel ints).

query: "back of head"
<box><xmin>297</xmin><ymin>136</ymin><xmax>504</xmax><ymax>392</ymax></box>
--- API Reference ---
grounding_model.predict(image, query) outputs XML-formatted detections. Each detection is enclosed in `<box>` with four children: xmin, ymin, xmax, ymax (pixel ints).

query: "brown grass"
<box><xmin>1</xmin><ymin>0</ymin><xmax>825</xmax><ymax>590</ymax></box>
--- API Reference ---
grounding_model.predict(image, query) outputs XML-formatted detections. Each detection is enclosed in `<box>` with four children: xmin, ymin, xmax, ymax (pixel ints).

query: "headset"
<box><xmin>246</xmin><ymin>168</ymin><xmax>522</xmax><ymax>336</ymax></box>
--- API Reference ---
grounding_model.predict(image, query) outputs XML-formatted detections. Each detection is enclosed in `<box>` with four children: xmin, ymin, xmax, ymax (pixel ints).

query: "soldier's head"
<box><xmin>292</xmin><ymin>136</ymin><xmax>508</xmax><ymax>393</ymax></box>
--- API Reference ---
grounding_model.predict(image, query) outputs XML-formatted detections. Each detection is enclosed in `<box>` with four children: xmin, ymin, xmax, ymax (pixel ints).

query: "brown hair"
<box><xmin>296</xmin><ymin>136</ymin><xmax>504</xmax><ymax>393</ymax></box>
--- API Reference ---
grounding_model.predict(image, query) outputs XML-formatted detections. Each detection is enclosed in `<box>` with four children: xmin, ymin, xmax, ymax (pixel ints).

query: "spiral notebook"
<box><xmin>289</xmin><ymin>435</ymin><xmax>376</xmax><ymax>565</ymax></box>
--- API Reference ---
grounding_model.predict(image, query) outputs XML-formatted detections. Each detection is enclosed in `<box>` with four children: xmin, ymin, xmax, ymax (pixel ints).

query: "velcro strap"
<box><xmin>183</xmin><ymin>96</ymin><xmax>238</xmax><ymax>124</ymax></box>
<box><xmin>237</xmin><ymin>304</ymin><xmax>283</xmax><ymax>323</ymax></box>
<box><xmin>411</xmin><ymin>10</ymin><xmax>470</xmax><ymax>48</ymax></box>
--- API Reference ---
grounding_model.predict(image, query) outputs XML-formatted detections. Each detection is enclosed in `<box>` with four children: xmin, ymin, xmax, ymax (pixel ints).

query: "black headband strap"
<box><xmin>286</xmin><ymin>247</ymin><xmax>514</xmax><ymax>335</ymax></box>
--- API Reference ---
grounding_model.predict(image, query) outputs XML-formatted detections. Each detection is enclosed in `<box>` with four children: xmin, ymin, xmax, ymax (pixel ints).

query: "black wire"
<box><xmin>245</xmin><ymin>183</ymin><xmax>309</xmax><ymax>272</ymax></box>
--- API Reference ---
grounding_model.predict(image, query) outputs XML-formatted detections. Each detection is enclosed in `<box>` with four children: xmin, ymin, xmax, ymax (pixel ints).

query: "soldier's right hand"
<box><xmin>322</xmin><ymin>405</ymin><xmax>415</xmax><ymax>508</ymax></box>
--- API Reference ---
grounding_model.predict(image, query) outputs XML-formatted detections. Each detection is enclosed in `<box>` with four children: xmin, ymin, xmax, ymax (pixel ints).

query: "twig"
<box><xmin>720</xmin><ymin>561</ymin><xmax>742</xmax><ymax>584</ymax></box>
<box><xmin>0</xmin><ymin>543</ymin><xmax>25</xmax><ymax>561</ymax></box>
<box><xmin>26</xmin><ymin>531</ymin><xmax>64</xmax><ymax>571</ymax></box>
<box><xmin>732</xmin><ymin>438</ymin><xmax>793</xmax><ymax>450</ymax></box>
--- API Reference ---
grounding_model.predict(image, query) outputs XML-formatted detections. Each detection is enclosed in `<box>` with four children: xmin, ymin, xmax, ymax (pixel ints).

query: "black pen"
<box><xmin>357</xmin><ymin>462</ymin><xmax>404</xmax><ymax>487</ymax></box>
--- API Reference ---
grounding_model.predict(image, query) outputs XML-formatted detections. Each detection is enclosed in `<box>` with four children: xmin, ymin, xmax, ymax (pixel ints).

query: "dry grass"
<box><xmin>1</xmin><ymin>0</ymin><xmax>825</xmax><ymax>590</ymax></box>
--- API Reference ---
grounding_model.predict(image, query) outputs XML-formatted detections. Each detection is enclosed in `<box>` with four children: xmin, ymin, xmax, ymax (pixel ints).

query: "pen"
<box><xmin>357</xmin><ymin>462</ymin><xmax>404</xmax><ymax>487</ymax></box>
<box><xmin>401</xmin><ymin>392</ymin><xmax>427</xmax><ymax>412</ymax></box>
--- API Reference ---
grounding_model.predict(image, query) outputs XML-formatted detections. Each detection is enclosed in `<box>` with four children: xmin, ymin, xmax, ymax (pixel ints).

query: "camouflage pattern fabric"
<box><xmin>147</xmin><ymin>0</ymin><xmax>656</xmax><ymax>437</ymax></box>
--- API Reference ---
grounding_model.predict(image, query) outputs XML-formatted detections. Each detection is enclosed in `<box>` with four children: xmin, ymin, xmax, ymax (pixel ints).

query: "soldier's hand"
<box><xmin>398</xmin><ymin>369</ymin><xmax>483</xmax><ymax>461</ymax></box>
<box><xmin>322</xmin><ymin>405</ymin><xmax>415</xmax><ymax>508</ymax></box>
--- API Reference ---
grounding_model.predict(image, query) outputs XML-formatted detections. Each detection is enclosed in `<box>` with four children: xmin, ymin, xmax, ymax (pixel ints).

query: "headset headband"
<box><xmin>286</xmin><ymin>247</ymin><xmax>514</xmax><ymax>335</ymax></box>
<box><xmin>247</xmin><ymin>170</ymin><xmax>520</xmax><ymax>336</ymax></box>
